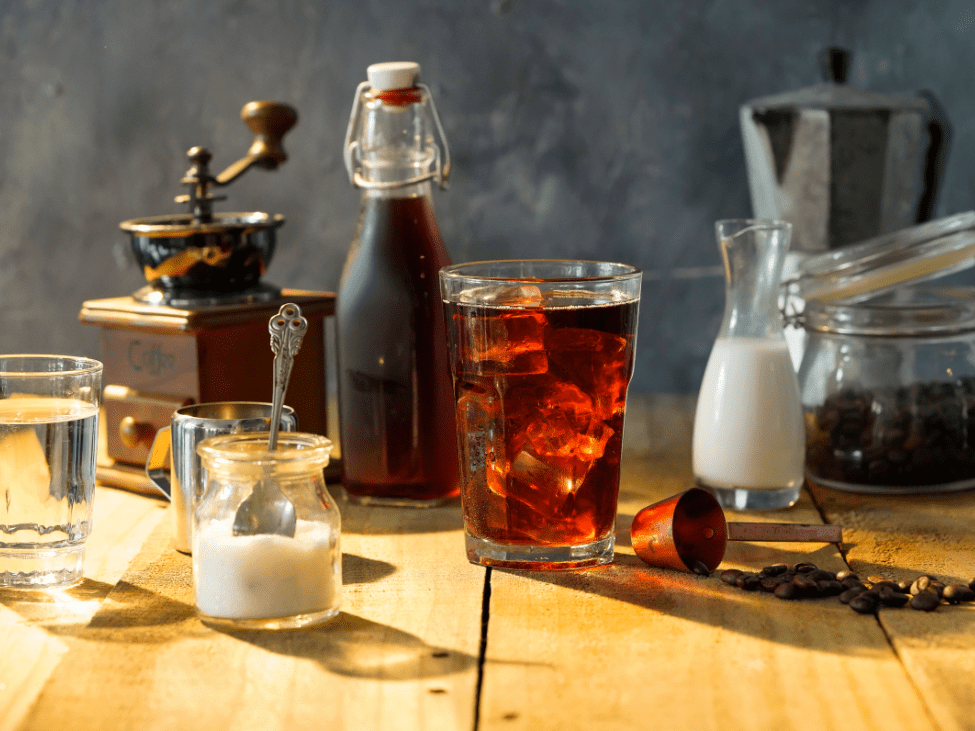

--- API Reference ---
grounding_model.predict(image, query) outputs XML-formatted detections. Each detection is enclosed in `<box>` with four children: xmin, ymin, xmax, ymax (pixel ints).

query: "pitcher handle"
<box><xmin>146</xmin><ymin>425</ymin><xmax>173</xmax><ymax>501</ymax></box>
<box><xmin>916</xmin><ymin>89</ymin><xmax>951</xmax><ymax>224</ymax></box>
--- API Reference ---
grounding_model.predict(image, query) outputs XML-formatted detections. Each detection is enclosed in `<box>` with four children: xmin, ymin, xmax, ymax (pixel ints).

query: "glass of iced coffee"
<box><xmin>440</xmin><ymin>261</ymin><xmax>641</xmax><ymax>569</ymax></box>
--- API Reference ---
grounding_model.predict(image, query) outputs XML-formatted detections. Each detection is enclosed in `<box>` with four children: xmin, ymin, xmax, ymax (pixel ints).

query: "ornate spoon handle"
<box><xmin>268</xmin><ymin>303</ymin><xmax>308</xmax><ymax>451</ymax></box>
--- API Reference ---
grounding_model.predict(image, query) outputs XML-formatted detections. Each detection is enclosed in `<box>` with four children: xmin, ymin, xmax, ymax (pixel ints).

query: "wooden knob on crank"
<box><xmin>242</xmin><ymin>101</ymin><xmax>298</xmax><ymax>169</ymax></box>
<box><xmin>119</xmin><ymin>416</ymin><xmax>156</xmax><ymax>449</ymax></box>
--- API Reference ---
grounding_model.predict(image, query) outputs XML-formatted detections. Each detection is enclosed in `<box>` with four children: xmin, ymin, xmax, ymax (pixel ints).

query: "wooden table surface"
<box><xmin>2</xmin><ymin>394</ymin><xmax>974</xmax><ymax>731</ymax></box>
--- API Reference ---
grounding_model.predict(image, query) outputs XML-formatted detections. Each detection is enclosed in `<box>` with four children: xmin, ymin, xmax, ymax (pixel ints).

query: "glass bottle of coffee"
<box><xmin>337</xmin><ymin>62</ymin><xmax>459</xmax><ymax>505</ymax></box>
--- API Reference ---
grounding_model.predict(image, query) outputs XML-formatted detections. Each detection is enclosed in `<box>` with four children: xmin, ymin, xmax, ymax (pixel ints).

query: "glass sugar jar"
<box><xmin>798</xmin><ymin>286</ymin><xmax>975</xmax><ymax>494</ymax></box>
<box><xmin>193</xmin><ymin>432</ymin><xmax>341</xmax><ymax>629</ymax></box>
<box><xmin>787</xmin><ymin>211</ymin><xmax>975</xmax><ymax>495</ymax></box>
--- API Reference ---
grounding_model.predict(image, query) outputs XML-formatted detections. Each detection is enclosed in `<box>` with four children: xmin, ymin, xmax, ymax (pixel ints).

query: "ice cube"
<box><xmin>458</xmin><ymin>307</ymin><xmax>548</xmax><ymax>376</ymax></box>
<box><xmin>510</xmin><ymin>449</ymin><xmax>594</xmax><ymax>500</ymax></box>
<box><xmin>454</xmin><ymin>380</ymin><xmax>506</xmax><ymax>497</ymax></box>
<box><xmin>545</xmin><ymin>327</ymin><xmax>631</xmax><ymax>420</ymax></box>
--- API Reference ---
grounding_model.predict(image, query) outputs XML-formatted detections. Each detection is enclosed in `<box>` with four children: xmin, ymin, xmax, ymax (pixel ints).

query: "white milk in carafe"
<box><xmin>693</xmin><ymin>337</ymin><xmax>805</xmax><ymax>490</ymax></box>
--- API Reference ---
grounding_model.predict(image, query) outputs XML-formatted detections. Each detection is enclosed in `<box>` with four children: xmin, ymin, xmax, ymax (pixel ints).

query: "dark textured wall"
<box><xmin>3</xmin><ymin>1</ymin><xmax>975</xmax><ymax>393</ymax></box>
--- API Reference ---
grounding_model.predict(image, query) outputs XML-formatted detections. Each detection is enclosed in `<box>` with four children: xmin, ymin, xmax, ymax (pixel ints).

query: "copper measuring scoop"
<box><xmin>630</xmin><ymin>487</ymin><xmax>842</xmax><ymax>574</ymax></box>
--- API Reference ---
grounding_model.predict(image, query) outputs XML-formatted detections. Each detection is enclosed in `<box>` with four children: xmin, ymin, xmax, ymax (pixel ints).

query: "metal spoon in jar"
<box><xmin>232</xmin><ymin>303</ymin><xmax>308</xmax><ymax>538</ymax></box>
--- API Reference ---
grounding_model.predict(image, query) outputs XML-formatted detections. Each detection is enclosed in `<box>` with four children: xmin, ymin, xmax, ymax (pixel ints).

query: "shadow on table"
<box><xmin>495</xmin><ymin>547</ymin><xmax>975</xmax><ymax>656</ymax></box>
<box><xmin>342</xmin><ymin>552</ymin><xmax>397</xmax><ymax>584</ymax></box>
<box><xmin>338</xmin><ymin>496</ymin><xmax>465</xmax><ymax>536</ymax></box>
<box><xmin>223</xmin><ymin>611</ymin><xmax>477</xmax><ymax>680</ymax></box>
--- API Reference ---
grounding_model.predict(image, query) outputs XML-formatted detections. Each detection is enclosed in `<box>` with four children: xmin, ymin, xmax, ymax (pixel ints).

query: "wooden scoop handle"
<box><xmin>726</xmin><ymin>523</ymin><xmax>842</xmax><ymax>543</ymax></box>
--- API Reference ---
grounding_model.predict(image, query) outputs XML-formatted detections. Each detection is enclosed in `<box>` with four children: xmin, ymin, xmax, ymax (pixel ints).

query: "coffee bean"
<box><xmin>794</xmin><ymin>562</ymin><xmax>818</xmax><ymax>574</ymax></box>
<box><xmin>872</xmin><ymin>580</ymin><xmax>901</xmax><ymax>593</ymax></box>
<box><xmin>806</xmin><ymin>381</ymin><xmax>975</xmax><ymax>489</ymax></box>
<box><xmin>720</xmin><ymin>569</ymin><xmax>744</xmax><ymax>585</ymax></box>
<box><xmin>878</xmin><ymin>588</ymin><xmax>909</xmax><ymax>607</ymax></box>
<box><xmin>841</xmin><ymin>577</ymin><xmax>865</xmax><ymax>591</ymax></box>
<box><xmin>850</xmin><ymin>593</ymin><xmax>880</xmax><ymax>614</ymax></box>
<box><xmin>691</xmin><ymin>561</ymin><xmax>711</xmax><ymax>577</ymax></box>
<box><xmin>969</xmin><ymin>578</ymin><xmax>975</xmax><ymax>592</ymax></box>
<box><xmin>761</xmin><ymin>563</ymin><xmax>790</xmax><ymax>577</ymax></box>
<box><xmin>839</xmin><ymin>586</ymin><xmax>867</xmax><ymax>604</ymax></box>
<box><xmin>817</xmin><ymin>580</ymin><xmax>844</xmax><ymax>597</ymax></box>
<box><xmin>896</xmin><ymin>580</ymin><xmax>913</xmax><ymax>593</ymax></box>
<box><xmin>929</xmin><ymin>580</ymin><xmax>946</xmax><ymax>598</ymax></box>
<box><xmin>737</xmin><ymin>574</ymin><xmax>761</xmax><ymax>591</ymax></box>
<box><xmin>910</xmin><ymin>576</ymin><xmax>933</xmax><ymax>595</ymax></box>
<box><xmin>792</xmin><ymin>575</ymin><xmax>819</xmax><ymax>597</ymax></box>
<box><xmin>774</xmin><ymin>582</ymin><xmax>798</xmax><ymax>600</ymax></box>
<box><xmin>867</xmin><ymin>575</ymin><xmax>889</xmax><ymax>585</ymax></box>
<box><xmin>836</xmin><ymin>570</ymin><xmax>859</xmax><ymax>582</ymax></box>
<box><xmin>909</xmin><ymin>591</ymin><xmax>941</xmax><ymax>612</ymax></box>
<box><xmin>757</xmin><ymin>577</ymin><xmax>780</xmax><ymax>592</ymax></box>
<box><xmin>942</xmin><ymin>584</ymin><xmax>975</xmax><ymax>603</ymax></box>
<box><xmin>808</xmin><ymin>569</ymin><xmax>837</xmax><ymax>583</ymax></box>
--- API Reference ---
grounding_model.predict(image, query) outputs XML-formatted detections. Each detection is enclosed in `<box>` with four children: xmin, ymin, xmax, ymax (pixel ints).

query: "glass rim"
<box><xmin>0</xmin><ymin>354</ymin><xmax>103</xmax><ymax>377</ymax></box>
<box><xmin>439</xmin><ymin>259</ymin><xmax>642</xmax><ymax>284</ymax></box>
<box><xmin>716</xmin><ymin>218</ymin><xmax>792</xmax><ymax>227</ymax></box>
<box><xmin>197</xmin><ymin>431</ymin><xmax>333</xmax><ymax>465</ymax></box>
<box><xmin>801</xmin><ymin>285</ymin><xmax>975</xmax><ymax>336</ymax></box>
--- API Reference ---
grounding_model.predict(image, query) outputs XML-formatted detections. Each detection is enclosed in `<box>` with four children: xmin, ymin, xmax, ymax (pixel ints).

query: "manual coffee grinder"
<box><xmin>80</xmin><ymin>101</ymin><xmax>336</xmax><ymax>491</ymax></box>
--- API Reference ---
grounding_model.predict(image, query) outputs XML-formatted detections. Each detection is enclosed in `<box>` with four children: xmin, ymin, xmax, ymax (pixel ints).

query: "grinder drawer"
<box><xmin>103</xmin><ymin>385</ymin><xmax>192</xmax><ymax>466</ymax></box>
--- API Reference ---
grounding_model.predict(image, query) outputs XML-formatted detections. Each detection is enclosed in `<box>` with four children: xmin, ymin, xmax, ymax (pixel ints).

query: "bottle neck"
<box><xmin>362</xmin><ymin>180</ymin><xmax>434</xmax><ymax>201</ymax></box>
<box><xmin>718</xmin><ymin>222</ymin><xmax>790</xmax><ymax>339</ymax></box>
<box><xmin>356</xmin><ymin>94</ymin><xmax>437</xmax><ymax>187</ymax></box>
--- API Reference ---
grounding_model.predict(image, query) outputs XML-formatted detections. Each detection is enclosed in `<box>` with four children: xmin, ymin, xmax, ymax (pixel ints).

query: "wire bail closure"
<box><xmin>343</xmin><ymin>81</ymin><xmax>451</xmax><ymax>191</ymax></box>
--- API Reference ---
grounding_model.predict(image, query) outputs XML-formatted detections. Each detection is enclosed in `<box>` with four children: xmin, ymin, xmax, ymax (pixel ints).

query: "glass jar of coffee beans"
<box><xmin>798</xmin><ymin>286</ymin><xmax>975</xmax><ymax>494</ymax></box>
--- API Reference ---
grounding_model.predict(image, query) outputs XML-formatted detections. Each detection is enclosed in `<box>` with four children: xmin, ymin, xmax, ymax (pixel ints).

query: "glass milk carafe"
<box><xmin>693</xmin><ymin>219</ymin><xmax>805</xmax><ymax>510</ymax></box>
<box><xmin>192</xmin><ymin>432</ymin><xmax>341</xmax><ymax>630</ymax></box>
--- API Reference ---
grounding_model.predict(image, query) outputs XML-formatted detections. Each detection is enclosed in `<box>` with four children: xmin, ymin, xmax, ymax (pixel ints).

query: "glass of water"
<box><xmin>0</xmin><ymin>355</ymin><xmax>103</xmax><ymax>588</ymax></box>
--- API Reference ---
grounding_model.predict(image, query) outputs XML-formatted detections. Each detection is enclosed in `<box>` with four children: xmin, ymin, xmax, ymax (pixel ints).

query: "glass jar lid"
<box><xmin>791</xmin><ymin>211</ymin><xmax>975</xmax><ymax>304</ymax></box>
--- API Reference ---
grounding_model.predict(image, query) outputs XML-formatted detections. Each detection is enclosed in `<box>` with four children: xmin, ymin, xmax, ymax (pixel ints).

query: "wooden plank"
<box><xmin>479</xmin><ymin>395</ymin><xmax>937</xmax><ymax>731</ymax></box>
<box><xmin>810</xmin><ymin>482</ymin><xmax>975</xmax><ymax>731</ymax></box>
<box><xmin>0</xmin><ymin>487</ymin><xmax>166</xmax><ymax>731</ymax></box>
<box><xmin>18</xmin><ymin>497</ymin><xmax>483</xmax><ymax>731</ymax></box>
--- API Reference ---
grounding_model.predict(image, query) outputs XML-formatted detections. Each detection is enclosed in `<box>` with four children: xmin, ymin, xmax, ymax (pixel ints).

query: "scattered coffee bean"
<box><xmin>720</xmin><ymin>569</ymin><xmax>744</xmax><ymax>585</ymax></box>
<box><xmin>715</xmin><ymin>563</ymin><xmax>975</xmax><ymax>617</ymax></box>
<box><xmin>759</xmin><ymin>577</ymin><xmax>781</xmax><ymax>592</ymax></box>
<box><xmin>911</xmin><ymin>576</ymin><xmax>933</xmax><ymax>595</ymax></box>
<box><xmin>872</xmin><ymin>580</ymin><xmax>901</xmax><ymax>593</ymax></box>
<box><xmin>878</xmin><ymin>588</ymin><xmax>910</xmax><ymax>607</ymax></box>
<box><xmin>942</xmin><ymin>584</ymin><xmax>975</xmax><ymax>603</ymax></box>
<box><xmin>792</xmin><ymin>575</ymin><xmax>819</xmax><ymax>597</ymax></box>
<box><xmin>691</xmin><ymin>561</ymin><xmax>711</xmax><ymax>577</ymax></box>
<box><xmin>774</xmin><ymin>582</ymin><xmax>798</xmax><ymax>600</ymax></box>
<box><xmin>737</xmin><ymin>574</ymin><xmax>761</xmax><ymax>591</ymax></box>
<box><xmin>910</xmin><ymin>591</ymin><xmax>941</xmax><ymax>612</ymax></box>
<box><xmin>839</xmin><ymin>586</ymin><xmax>866</xmax><ymax>604</ymax></box>
<box><xmin>817</xmin><ymin>580</ymin><xmax>844</xmax><ymax>596</ymax></box>
<box><xmin>850</xmin><ymin>593</ymin><xmax>880</xmax><ymax>614</ymax></box>
<box><xmin>808</xmin><ymin>569</ymin><xmax>837</xmax><ymax>583</ymax></box>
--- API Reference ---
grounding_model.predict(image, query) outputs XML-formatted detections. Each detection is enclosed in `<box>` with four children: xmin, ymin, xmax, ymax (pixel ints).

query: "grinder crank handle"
<box><xmin>215</xmin><ymin>101</ymin><xmax>298</xmax><ymax>185</ymax></box>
